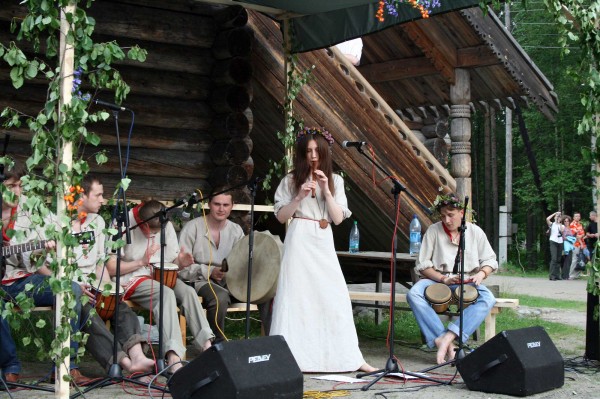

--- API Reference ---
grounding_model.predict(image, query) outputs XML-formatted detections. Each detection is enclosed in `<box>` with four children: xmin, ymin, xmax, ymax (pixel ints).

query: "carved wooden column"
<box><xmin>449</xmin><ymin>68</ymin><xmax>472</xmax><ymax>201</ymax></box>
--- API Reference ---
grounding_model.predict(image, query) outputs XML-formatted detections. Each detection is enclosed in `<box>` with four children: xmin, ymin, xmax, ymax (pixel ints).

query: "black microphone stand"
<box><xmin>417</xmin><ymin>197</ymin><xmax>470</xmax><ymax>375</ymax></box>
<box><xmin>71</xmin><ymin>110</ymin><xmax>167</xmax><ymax>398</ymax></box>
<box><xmin>0</xmin><ymin>136</ymin><xmax>54</xmax><ymax>395</ymax></box>
<box><xmin>351</xmin><ymin>145</ymin><xmax>444</xmax><ymax>389</ymax></box>
<box><xmin>244</xmin><ymin>177</ymin><xmax>261</xmax><ymax>339</ymax></box>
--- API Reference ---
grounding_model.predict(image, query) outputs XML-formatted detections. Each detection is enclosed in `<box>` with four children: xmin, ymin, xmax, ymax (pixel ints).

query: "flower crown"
<box><xmin>430</xmin><ymin>194</ymin><xmax>464</xmax><ymax>214</ymax></box>
<box><xmin>296</xmin><ymin>127</ymin><xmax>334</xmax><ymax>146</ymax></box>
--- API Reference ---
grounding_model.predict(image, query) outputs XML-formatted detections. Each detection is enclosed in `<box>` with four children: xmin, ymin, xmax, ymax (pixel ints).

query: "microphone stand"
<box><xmin>244</xmin><ymin>177</ymin><xmax>261</xmax><ymax>339</ymax></box>
<box><xmin>417</xmin><ymin>197</ymin><xmax>470</xmax><ymax>375</ymax></box>
<box><xmin>351</xmin><ymin>146</ymin><xmax>445</xmax><ymax>389</ymax></box>
<box><xmin>71</xmin><ymin>110</ymin><xmax>167</xmax><ymax>398</ymax></box>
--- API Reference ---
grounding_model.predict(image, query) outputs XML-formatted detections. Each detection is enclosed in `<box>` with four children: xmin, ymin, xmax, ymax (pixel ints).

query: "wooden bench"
<box><xmin>123</xmin><ymin>299</ymin><xmax>258</xmax><ymax>349</ymax></box>
<box><xmin>348</xmin><ymin>291</ymin><xmax>519</xmax><ymax>342</ymax></box>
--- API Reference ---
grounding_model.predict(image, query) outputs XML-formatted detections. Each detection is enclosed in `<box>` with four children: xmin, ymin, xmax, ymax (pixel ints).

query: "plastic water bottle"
<box><xmin>409</xmin><ymin>214</ymin><xmax>421</xmax><ymax>255</ymax></box>
<box><xmin>349</xmin><ymin>221</ymin><xmax>360</xmax><ymax>253</ymax></box>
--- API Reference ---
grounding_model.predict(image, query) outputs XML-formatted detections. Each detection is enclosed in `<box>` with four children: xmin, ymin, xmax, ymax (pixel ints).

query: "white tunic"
<box><xmin>270</xmin><ymin>174</ymin><xmax>365</xmax><ymax>372</ymax></box>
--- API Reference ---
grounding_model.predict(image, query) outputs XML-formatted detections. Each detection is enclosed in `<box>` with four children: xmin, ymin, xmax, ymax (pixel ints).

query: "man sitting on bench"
<box><xmin>407</xmin><ymin>194</ymin><xmax>497</xmax><ymax>365</ymax></box>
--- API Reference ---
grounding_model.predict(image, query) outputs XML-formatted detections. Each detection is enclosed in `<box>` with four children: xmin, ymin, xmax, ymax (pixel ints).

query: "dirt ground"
<box><xmin>3</xmin><ymin>275</ymin><xmax>599</xmax><ymax>398</ymax></box>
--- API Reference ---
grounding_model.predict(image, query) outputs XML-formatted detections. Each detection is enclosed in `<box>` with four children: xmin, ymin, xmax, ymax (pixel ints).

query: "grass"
<box><xmin>502</xmin><ymin>293</ymin><xmax>586</xmax><ymax>311</ymax></box>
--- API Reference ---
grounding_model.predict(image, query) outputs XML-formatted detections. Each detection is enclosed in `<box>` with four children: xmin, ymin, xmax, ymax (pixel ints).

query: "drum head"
<box><xmin>425</xmin><ymin>283</ymin><xmax>452</xmax><ymax>304</ymax></box>
<box><xmin>454</xmin><ymin>285</ymin><xmax>478</xmax><ymax>302</ymax></box>
<box><xmin>152</xmin><ymin>262</ymin><xmax>179</xmax><ymax>271</ymax></box>
<box><xmin>225</xmin><ymin>231</ymin><xmax>283</xmax><ymax>304</ymax></box>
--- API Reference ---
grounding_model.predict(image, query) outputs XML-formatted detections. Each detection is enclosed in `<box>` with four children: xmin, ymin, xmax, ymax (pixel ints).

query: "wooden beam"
<box><xmin>358</xmin><ymin>57</ymin><xmax>438</xmax><ymax>83</ymax></box>
<box><xmin>402</xmin><ymin>22</ymin><xmax>455</xmax><ymax>84</ymax></box>
<box><xmin>457</xmin><ymin>45</ymin><xmax>500</xmax><ymax>68</ymax></box>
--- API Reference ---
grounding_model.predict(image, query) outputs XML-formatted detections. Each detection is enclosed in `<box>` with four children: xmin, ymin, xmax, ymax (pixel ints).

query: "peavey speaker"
<box><xmin>168</xmin><ymin>335</ymin><xmax>303</xmax><ymax>399</ymax></box>
<box><xmin>457</xmin><ymin>326</ymin><xmax>564</xmax><ymax>396</ymax></box>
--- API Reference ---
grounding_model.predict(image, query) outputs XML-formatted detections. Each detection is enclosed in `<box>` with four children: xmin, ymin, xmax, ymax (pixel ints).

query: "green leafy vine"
<box><xmin>0</xmin><ymin>0</ymin><xmax>146</xmax><ymax>369</ymax></box>
<box><xmin>261</xmin><ymin>48</ymin><xmax>314</xmax><ymax>192</ymax></box>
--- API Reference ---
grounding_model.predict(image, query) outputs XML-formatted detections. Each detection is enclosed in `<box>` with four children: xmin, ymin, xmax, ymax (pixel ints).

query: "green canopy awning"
<box><xmin>228</xmin><ymin>0</ymin><xmax>485</xmax><ymax>52</ymax></box>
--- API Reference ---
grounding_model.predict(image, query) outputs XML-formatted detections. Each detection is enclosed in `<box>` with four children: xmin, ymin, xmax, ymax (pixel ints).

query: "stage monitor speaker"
<box><xmin>168</xmin><ymin>335</ymin><xmax>303</xmax><ymax>399</ymax></box>
<box><xmin>456</xmin><ymin>326</ymin><xmax>564</xmax><ymax>396</ymax></box>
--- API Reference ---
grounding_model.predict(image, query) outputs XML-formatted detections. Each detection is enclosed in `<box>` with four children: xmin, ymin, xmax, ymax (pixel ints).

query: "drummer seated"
<box><xmin>178</xmin><ymin>189</ymin><xmax>273</xmax><ymax>341</ymax></box>
<box><xmin>406</xmin><ymin>194</ymin><xmax>497</xmax><ymax>365</ymax></box>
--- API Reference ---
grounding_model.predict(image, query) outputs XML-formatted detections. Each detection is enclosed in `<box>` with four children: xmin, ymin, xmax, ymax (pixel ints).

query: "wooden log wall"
<box><xmin>208</xmin><ymin>6</ymin><xmax>254</xmax><ymax>233</ymax></box>
<box><xmin>0</xmin><ymin>0</ymin><xmax>228</xmax><ymax>201</ymax></box>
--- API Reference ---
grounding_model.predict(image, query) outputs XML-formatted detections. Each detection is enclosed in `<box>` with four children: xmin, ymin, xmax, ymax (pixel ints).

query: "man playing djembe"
<box><xmin>407</xmin><ymin>194</ymin><xmax>497</xmax><ymax>365</ymax></box>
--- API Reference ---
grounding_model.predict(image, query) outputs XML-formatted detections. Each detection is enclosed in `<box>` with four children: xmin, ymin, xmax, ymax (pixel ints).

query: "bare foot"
<box><xmin>358</xmin><ymin>363</ymin><xmax>378</xmax><ymax>373</ymax></box>
<box><xmin>120</xmin><ymin>356</ymin><xmax>133</xmax><ymax>372</ymax></box>
<box><xmin>434</xmin><ymin>331</ymin><xmax>457</xmax><ymax>365</ymax></box>
<box><xmin>202</xmin><ymin>339</ymin><xmax>212</xmax><ymax>351</ymax></box>
<box><xmin>128</xmin><ymin>345</ymin><xmax>156</xmax><ymax>373</ymax></box>
<box><xmin>166</xmin><ymin>352</ymin><xmax>183</xmax><ymax>374</ymax></box>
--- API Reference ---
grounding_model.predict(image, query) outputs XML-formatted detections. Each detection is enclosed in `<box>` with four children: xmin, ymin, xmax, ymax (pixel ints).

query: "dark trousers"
<box><xmin>549</xmin><ymin>241</ymin><xmax>563</xmax><ymax>279</ymax></box>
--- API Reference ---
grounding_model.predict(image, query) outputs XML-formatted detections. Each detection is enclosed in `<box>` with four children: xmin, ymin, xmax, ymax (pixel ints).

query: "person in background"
<box><xmin>546</xmin><ymin>211</ymin><xmax>564</xmax><ymax>281</ymax></box>
<box><xmin>568</xmin><ymin>212</ymin><xmax>585</xmax><ymax>280</ymax></box>
<box><xmin>407</xmin><ymin>194</ymin><xmax>497</xmax><ymax>365</ymax></box>
<box><xmin>560</xmin><ymin>215</ymin><xmax>575</xmax><ymax>281</ymax></box>
<box><xmin>585</xmin><ymin>210</ymin><xmax>598</xmax><ymax>262</ymax></box>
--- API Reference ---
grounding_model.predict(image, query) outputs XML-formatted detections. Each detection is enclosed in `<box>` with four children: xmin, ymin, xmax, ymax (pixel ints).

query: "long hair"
<box><xmin>290</xmin><ymin>134</ymin><xmax>335</xmax><ymax>196</ymax></box>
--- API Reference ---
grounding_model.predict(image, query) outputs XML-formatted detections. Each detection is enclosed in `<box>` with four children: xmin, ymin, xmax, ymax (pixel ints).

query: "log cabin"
<box><xmin>0</xmin><ymin>1</ymin><xmax>558</xmax><ymax>258</ymax></box>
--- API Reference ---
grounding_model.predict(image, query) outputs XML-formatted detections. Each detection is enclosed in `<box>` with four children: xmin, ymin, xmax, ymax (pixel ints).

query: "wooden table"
<box><xmin>337</xmin><ymin>251</ymin><xmax>417</xmax><ymax>288</ymax></box>
<box><xmin>337</xmin><ymin>251</ymin><xmax>417</xmax><ymax>324</ymax></box>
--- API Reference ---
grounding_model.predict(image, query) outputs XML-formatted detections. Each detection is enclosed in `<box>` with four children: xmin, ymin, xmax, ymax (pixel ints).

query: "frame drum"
<box><xmin>152</xmin><ymin>263</ymin><xmax>179</xmax><ymax>289</ymax></box>
<box><xmin>223</xmin><ymin>231</ymin><xmax>283</xmax><ymax>304</ymax></box>
<box><xmin>453</xmin><ymin>285</ymin><xmax>479</xmax><ymax>309</ymax></box>
<box><xmin>424</xmin><ymin>283</ymin><xmax>452</xmax><ymax>314</ymax></box>
<box><xmin>91</xmin><ymin>281</ymin><xmax>121</xmax><ymax>321</ymax></box>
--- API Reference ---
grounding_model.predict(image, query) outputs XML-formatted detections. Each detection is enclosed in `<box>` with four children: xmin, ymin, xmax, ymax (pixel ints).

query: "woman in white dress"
<box><xmin>270</xmin><ymin>127</ymin><xmax>375</xmax><ymax>373</ymax></box>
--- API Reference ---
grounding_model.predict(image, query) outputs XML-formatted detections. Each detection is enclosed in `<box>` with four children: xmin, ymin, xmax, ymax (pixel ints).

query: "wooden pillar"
<box><xmin>449</xmin><ymin>68</ymin><xmax>472</xmax><ymax>202</ymax></box>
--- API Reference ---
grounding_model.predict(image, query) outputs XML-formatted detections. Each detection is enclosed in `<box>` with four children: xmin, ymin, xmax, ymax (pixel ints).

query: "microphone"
<box><xmin>181</xmin><ymin>192</ymin><xmax>200</xmax><ymax>219</ymax></box>
<box><xmin>342</xmin><ymin>140</ymin><xmax>367</xmax><ymax>148</ymax></box>
<box><xmin>94</xmin><ymin>99</ymin><xmax>129</xmax><ymax>112</ymax></box>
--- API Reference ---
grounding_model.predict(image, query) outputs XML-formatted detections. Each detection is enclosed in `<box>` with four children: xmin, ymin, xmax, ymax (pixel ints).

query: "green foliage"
<box><xmin>261</xmin><ymin>48</ymin><xmax>314</xmax><ymax>192</ymax></box>
<box><xmin>0</xmin><ymin>0</ymin><xmax>146</xmax><ymax>367</ymax></box>
<box><xmin>543</xmin><ymin>0</ymin><xmax>600</xmax><ymax>136</ymax></box>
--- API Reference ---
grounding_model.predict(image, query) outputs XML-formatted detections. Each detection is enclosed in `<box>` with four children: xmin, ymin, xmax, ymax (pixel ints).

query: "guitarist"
<box><xmin>0</xmin><ymin>161</ymin><xmax>92</xmax><ymax>385</ymax></box>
